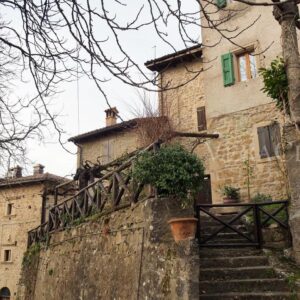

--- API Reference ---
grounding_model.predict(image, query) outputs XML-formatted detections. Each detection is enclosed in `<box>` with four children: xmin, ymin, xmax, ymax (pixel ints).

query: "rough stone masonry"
<box><xmin>17</xmin><ymin>197</ymin><xmax>199</xmax><ymax>300</ymax></box>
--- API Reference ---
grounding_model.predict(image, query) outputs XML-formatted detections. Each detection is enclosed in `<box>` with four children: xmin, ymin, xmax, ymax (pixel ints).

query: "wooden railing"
<box><xmin>27</xmin><ymin>141</ymin><xmax>161</xmax><ymax>248</ymax></box>
<box><xmin>195</xmin><ymin>200</ymin><xmax>290</xmax><ymax>248</ymax></box>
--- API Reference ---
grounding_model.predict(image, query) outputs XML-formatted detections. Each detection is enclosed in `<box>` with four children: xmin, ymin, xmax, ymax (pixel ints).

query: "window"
<box><xmin>197</xmin><ymin>107</ymin><xmax>207</xmax><ymax>131</ymax></box>
<box><xmin>237</xmin><ymin>51</ymin><xmax>257</xmax><ymax>82</ymax></box>
<box><xmin>6</xmin><ymin>204</ymin><xmax>12</xmax><ymax>216</ymax></box>
<box><xmin>0</xmin><ymin>287</ymin><xmax>10</xmax><ymax>300</ymax></box>
<box><xmin>3</xmin><ymin>250</ymin><xmax>11</xmax><ymax>262</ymax></box>
<box><xmin>221</xmin><ymin>49</ymin><xmax>257</xmax><ymax>86</ymax></box>
<box><xmin>257</xmin><ymin>123</ymin><xmax>281</xmax><ymax>159</ymax></box>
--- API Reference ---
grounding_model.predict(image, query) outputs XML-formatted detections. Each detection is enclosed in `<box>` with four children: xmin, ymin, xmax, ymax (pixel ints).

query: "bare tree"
<box><xmin>0</xmin><ymin>1</ymin><xmax>299</xmax><ymax>161</ymax></box>
<box><xmin>0</xmin><ymin>2</ymin><xmax>300</xmax><ymax>216</ymax></box>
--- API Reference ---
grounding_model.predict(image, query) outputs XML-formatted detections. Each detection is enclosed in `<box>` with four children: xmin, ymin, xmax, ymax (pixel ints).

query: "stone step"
<box><xmin>199</xmin><ymin>292</ymin><xmax>293</xmax><ymax>299</ymax></box>
<box><xmin>202</xmin><ymin>238</ymin><xmax>254</xmax><ymax>245</ymax></box>
<box><xmin>199</xmin><ymin>278</ymin><xmax>290</xmax><ymax>294</ymax></box>
<box><xmin>199</xmin><ymin>248</ymin><xmax>262</xmax><ymax>258</ymax></box>
<box><xmin>200</xmin><ymin>255</ymin><xmax>269</xmax><ymax>268</ymax></box>
<box><xmin>200</xmin><ymin>224</ymin><xmax>248</xmax><ymax>234</ymax></box>
<box><xmin>201</xmin><ymin>232</ymin><xmax>252</xmax><ymax>240</ymax></box>
<box><xmin>199</xmin><ymin>213</ymin><xmax>239</xmax><ymax>221</ymax></box>
<box><xmin>200</xmin><ymin>266</ymin><xmax>276</xmax><ymax>280</ymax></box>
<box><xmin>200</xmin><ymin>220</ymin><xmax>244</xmax><ymax>228</ymax></box>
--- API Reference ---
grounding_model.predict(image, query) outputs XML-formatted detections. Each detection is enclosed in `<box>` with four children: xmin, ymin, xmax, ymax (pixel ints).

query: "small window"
<box><xmin>6</xmin><ymin>204</ymin><xmax>13</xmax><ymax>216</ymax></box>
<box><xmin>257</xmin><ymin>123</ymin><xmax>281</xmax><ymax>158</ymax></box>
<box><xmin>3</xmin><ymin>250</ymin><xmax>11</xmax><ymax>262</ymax></box>
<box><xmin>237</xmin><ymin>51</ymin><xmax>257</xmax><ymax>82</ymax></box>
<box><xmin>0</xmin><ymin>287</ymin><xmax>10</xmax><ymax>299</ymax></box>
<box><xmin>197</xmin><ymin>107</ymin><xmax>207</xmax><ymax>131</ymax></box>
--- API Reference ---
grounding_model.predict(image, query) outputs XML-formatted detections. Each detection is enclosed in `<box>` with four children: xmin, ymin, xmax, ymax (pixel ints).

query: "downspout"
<box><xmin>160</xmin><ymin>72</ymin><xmax>164</xmax><ymax>116</ymax></box>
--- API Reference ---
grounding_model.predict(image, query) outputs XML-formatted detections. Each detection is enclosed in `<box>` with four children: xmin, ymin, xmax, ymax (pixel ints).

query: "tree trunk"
<box><xmin>274</xmin><ymin>2</ymin><xmax>300</xmax><ymax>125</ymax></box>
<box><xmin>274</xmin><ymin>2</ymin><xmax>300</xmax><ymax>263</ymax></box>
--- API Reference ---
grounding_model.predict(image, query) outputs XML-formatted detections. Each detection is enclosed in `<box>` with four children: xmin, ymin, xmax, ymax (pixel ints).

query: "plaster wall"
<box><xmin>200</xmin><ymin>5</ymin><xmax>297</xmax><ymax>118</ymax></box>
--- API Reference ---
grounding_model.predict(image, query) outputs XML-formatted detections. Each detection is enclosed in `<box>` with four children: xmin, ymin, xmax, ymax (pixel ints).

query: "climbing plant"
<box><xmin>259</xmin><ymin>58</ymin><xmax>289</xmax><ymax>115</ymax></box>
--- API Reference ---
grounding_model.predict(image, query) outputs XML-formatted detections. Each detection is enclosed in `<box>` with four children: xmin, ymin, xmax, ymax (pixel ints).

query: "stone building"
<box><xmin>0</xmin><ymin>165</ymin><xmax>66</xmax><ymax>300</ymax></box>
<box><xmin>69</xmin><ymin>107</ymin><xmax>168</xmax><ymax>167</ymax></box>
<box><xmin>145</xmin><ymin>5</ymin><xmax>289</xmax><ymax>204</ymax></box>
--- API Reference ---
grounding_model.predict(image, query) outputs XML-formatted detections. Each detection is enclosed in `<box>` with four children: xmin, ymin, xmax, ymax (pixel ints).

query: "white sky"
<box><xmin>19</xmin><ymin>2</ymin><xmax>201</xmax><ymax>178</ymax></box>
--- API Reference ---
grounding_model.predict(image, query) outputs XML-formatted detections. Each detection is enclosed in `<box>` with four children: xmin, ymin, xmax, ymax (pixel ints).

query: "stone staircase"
<box><xmin>199</xmin><ymin>213</ymin><xmax>295</xmax><ymax>299</ymax></box>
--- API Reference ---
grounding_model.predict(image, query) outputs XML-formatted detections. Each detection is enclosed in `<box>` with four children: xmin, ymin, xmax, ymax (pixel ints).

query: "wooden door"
<box><xmin>196</xmin><ymin>175</ymin><xmax>212</xmax><ymax>205</ymax></box>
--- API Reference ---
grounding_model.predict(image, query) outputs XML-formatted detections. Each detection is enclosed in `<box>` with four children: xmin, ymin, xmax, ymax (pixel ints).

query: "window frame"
<box><xmin>236</xmin><ymin>50</ymin><xmax>257</xmax><ymax>82</ymax></box>
<box><xmin>3</xmin><ymin>250</ymin><xmax>12</xmax><ymax>262</ymax></box>
<box><xmin>6</xmin><ymin>203</ymin><xmax>13</xmax><ymax>216</ymax></box>
<box><xmin>257</xmin><ymin>123</ymin><xmax>281</xmax><ymax>159</ymax></box>
<box><xmin>197</xmin><ymin>106</ymin><xmax>207</xmax><ymax>131</ymax></box>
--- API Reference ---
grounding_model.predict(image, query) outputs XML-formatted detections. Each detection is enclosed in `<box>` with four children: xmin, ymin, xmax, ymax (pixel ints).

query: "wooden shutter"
<box><xmin>269</xmin><ymin>123</ymin><xmax>281</xmax><ymax>156</ymax></box>
<box><xmin>197</xmin><ymin>107</ymin><xmax>207</xmax><ymax>131</ymax></box>
<box><xmin>257</xmin><ymin>126</ymin><xmax>273</xmax><ymax>158</ymax></box>
<box><xmin>216</xmin><ymin>0</ymin><xmax>227</xmax><ymax>8</ymax></box>
<box><xmin>221</xmin><ymin>53</ymin><xmax>235</xmax><ymax>86</ymax></box>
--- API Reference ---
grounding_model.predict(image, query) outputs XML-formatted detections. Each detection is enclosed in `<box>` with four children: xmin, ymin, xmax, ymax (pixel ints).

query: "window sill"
<box><xmin>1</xmin><ymin>242</ymin><xmax>17</xmax><ymax>247</ymax></box>
<box><xmin>3</xmin><ymin>214</ymin><xmax>17</xmax><ymax>219</ymax></box>
<box><xmin>1</xmin><ymin>261</ymin><xmax>13</xmax><ymax>264</ymax></box>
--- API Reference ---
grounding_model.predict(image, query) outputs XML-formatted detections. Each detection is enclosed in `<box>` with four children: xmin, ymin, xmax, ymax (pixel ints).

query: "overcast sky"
<box><xmin>20</xmin><ymin>1</ymin><xmax>200</xmax><ymax>178</ymax></box>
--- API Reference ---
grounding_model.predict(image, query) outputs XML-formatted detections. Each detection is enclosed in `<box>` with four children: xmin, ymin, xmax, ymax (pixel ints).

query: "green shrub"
<box><xmin>247</xmin><ymin>193</ymin><xmax>287</xmax><ymax>227</ymax></box>
<box><xmin>221</xmin><ymin>185</ymin><xmax>240</xmax><ymax>200</ymax></box>
<box><xmin>132</xmin><ymin>144</ymin><xmax>205</xmax><ymax>206</ymax></box>
<box><xmin>251</xmin><ymin>192</ymin><xmax>272</xmax><ymax>203</ymax></box>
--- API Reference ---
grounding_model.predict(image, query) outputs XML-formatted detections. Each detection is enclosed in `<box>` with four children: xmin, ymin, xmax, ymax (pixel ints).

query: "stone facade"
<box><xmin>18</xmin><ymin>197</ymin><xmax>199</xmax><ymax>300</ymax></box>
<box><xmin>0</xmin><ymin>173</ymin><xmax>65</xmax><ymax>300</ymax></box>
<box><xmin>78</xmin><ymin>129</ymin><xmax>140</xmax><ymax>166</ymax></box>
<box><xmin>159</xmin><ymin>57</ymin><xmax>288</xmax><ymax>203</ymax></box>
<box><xmin>148</xmin><ymin>3</ymin><xmax>294</xmax><ymax>205</ymax></box>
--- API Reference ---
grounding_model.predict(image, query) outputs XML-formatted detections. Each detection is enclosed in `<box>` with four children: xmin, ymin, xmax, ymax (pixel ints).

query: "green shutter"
<box><xmin>221</xmin><ymin>53</ymin><xmax>235</xmax><ymax>86</ymax></box>
<box><xmin>216</xmin><ymin>0</ymin><xmax>227</xmax><ymax>8</ymax></box>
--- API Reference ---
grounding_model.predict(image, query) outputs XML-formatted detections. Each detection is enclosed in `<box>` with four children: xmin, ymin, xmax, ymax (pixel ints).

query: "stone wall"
<box><xmin>18</xmin><ymin>198</ymin><xmax>199</xmax><ymax>300</ymax></box>
<box><xmin>160</xmin><ymin>58</ymin><xmax>288</xmax><ymax>203</ymax></box>
<box><xmin>78</xmin><ymin>129</ymin><xmax>140</xmax><ymax>166</ymax></box>
<box><xmin>0</xmin><ymin>184</ymin><xmax>49</xmax><ymax>300</ymax></box>
<box><xmin>192</xmin><ymin>103</ymin><xmax>288</xmax><ymax>202</ymax></box>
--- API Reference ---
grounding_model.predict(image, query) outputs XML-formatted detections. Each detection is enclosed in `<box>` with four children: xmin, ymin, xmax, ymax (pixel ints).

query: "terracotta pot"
<box><xmin>168</xmin><ymin>217</ymin><xmax>198</xmax><ymax>242</ymax></box>
<box><xmin>223</xmin><ymin>197</ymin><xmax>239</xmax><ymax>204</ymax></box>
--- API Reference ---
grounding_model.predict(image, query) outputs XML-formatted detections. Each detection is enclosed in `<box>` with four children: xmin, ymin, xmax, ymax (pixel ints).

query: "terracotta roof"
<box><xmin>0</xmin><ymin>172</ymin><xmax>68</xmax><ymax>188</ymax></box>
<box><xmin>69</xmin><ymin>116</ymin><xmax>167</xmax><ymax>143</ymax></box>
<box><xmin>145</xmin><ymin>44</ymin><xmax>202</xmax><ymax>72</ymax></box>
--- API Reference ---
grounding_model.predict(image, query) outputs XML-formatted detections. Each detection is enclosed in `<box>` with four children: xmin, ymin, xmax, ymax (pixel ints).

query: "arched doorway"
<box><xmin>0</xmin><ymin>287</ymin><xmax>10</xmax><ymax>300</ymax></box>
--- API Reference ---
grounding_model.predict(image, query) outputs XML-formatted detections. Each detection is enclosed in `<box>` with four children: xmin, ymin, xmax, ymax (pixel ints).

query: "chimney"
<box><xmin>105</xmin><ymin>107</ymin><xmax>119</xmax><ymax>127</ymax></box>
<box><xmin>33</xmin><ymin>164</ymin><xmax>45</xmax><ymax>175</ymax></box>
<box><xmin>9</xmin><ymin>166</ymin><xmax>22</xmax><ymax>178</ymax></box>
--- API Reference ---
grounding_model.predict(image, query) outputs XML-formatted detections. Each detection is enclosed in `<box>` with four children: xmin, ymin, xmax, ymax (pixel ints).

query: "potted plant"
<box><xmin>221</xmin><ymin>185</ymin><xmax>240</xmax><ymax>204</ymax></box>
<box><xmin>132</xmin><ymin>144</ymin><xmax>205</xmax><ymax>242</ymax></box>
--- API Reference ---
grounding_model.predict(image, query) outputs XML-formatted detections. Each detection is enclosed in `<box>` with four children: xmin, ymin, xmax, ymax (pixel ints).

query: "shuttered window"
<box><xmin>216</xmin><ymin>0</ymin><xmax>227</xmax><ymax>8</ymax></box>
<box><xmin>257</xmin><ymin>123</ymin><xmax>281</xmax><ymax>158</ymax></box>
<box><xmin>221</xmin><ymin>53</ymin><xmax>235</xmax><ymax>86</ymax></box>
<box><xmin>197</xmin><ymin>107</ymin><xmax>207</xmax><ymax>131</ymax></box>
